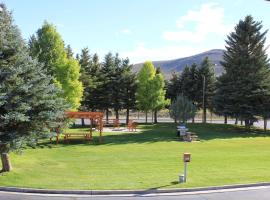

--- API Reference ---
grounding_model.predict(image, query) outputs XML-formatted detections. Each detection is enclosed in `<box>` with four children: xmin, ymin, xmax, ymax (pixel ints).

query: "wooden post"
<box><xmin>99</xmin><ymin>118</ymin><xmax>102</xmax><ymax>143</ymax></box>
<box><xmin>1</xmin><ymin>153</ymin><xmax>12</xmax><ymax>172</ymax></box>
<box><xmin>90</xmin><ymin>118</ymin><xmax>93</xmax><ymax>139</ymax></box>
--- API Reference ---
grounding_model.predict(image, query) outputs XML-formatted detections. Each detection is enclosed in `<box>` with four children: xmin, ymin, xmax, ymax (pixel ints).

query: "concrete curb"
<box><xmin>1</xmin><ymin>182</ymin><xmax>270</xmax><ymax>195</ymax></box>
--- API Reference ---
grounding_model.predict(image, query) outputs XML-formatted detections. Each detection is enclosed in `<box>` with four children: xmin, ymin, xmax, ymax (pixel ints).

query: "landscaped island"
<box><xmin>0</xmin><ymin>123</ymin><xmax>270</xmax><ymax>190</ymax></box>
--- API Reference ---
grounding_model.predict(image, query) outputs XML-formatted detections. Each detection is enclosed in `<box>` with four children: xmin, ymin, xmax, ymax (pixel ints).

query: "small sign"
<box><xmin>183</xmin><ymin>153</ymin><xmax>191</xmax><ymax>162</ymax></box>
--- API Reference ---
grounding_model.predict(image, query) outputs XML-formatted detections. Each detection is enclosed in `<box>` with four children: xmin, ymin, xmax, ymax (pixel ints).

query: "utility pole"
<box><xmin>202</xmin><ymin>75</ymin><xmax>206</xmax><ymax>123</ymax></box>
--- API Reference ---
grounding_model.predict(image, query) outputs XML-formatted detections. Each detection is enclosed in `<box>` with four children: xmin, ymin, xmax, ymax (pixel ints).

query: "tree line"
<box><xmin>167</xmin><ymin>15</ymin><xmax>270</xmax><ymax>131</ymax></box>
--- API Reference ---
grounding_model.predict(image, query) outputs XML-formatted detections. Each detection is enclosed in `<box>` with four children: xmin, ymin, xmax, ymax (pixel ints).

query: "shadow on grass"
<box><xmin>36</xmin><ymin>123</ymin><xmax>270</xmax><ymax>148</ymax></box>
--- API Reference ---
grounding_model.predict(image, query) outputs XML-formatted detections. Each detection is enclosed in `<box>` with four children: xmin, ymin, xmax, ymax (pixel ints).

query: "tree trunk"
<box><xmin>241</xmin><ymin>119</ymin><xmax>243</xmax><ymax>125</ymax></box>
<box><xmin>106</xmin><ymin>109</ymin><xmax>109</xmax><ymax>124</ymax></box>
<box><xmin>145</xmin><ymin>111</ymin><xmax>148</xmax><ymax>123</ymax></box>
<box><xmin>115</xmin><ymin>109</ymin><xmax>119</xmax><ymax>120</ymax></box>
<box><xmin>264</xmin><ymin>117</ymin><xmax>267</xmax><ymax>132</ymax></box>
<box><xmin>154</xmin><ymin>110</ymin><xmax>158</xmax><ymax>124</ymax></box>
<box><xmin>1</xmin><ymin>153</ymin><xmax>12</xmax><ymax>172</ymax></box>
<box><xmin>81</xmin><ymin>118</ymin><xmax>85</xmax><ymax>127</ymax></box>
<box><xmin>192</xmin><ymin>117</ymin><xmax>195</xmax><ymax>123</ymax></box>
<box><xmin>126</xmin><ymin>108</ymin><xmax>130</xmax><ymax>125</ymax></box>
<box><xmin>151</xmin><ymin>111</ymin><xmax>153</xmax><ymax>123</ymax></box>
<box><xmin>224</xmin><ymin>115</ymin><xmax>227</xmax><ymax>124</ymax></box>
<box><xmin>245</xmin><ymin>119</ymin><xmax>250</xmax><ymax>130</ymax></box>
<box><xmin>235</xmin><ymin>117</ymin><xmax>238</xmax><ymax>125</ymax></box>
<box><xmin>202</xmin><ymin>107</ymin><xmax>206</xmax><ymax>123</ymax></box>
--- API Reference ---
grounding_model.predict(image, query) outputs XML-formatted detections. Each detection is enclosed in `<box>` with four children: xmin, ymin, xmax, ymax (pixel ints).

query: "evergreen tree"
<box><xmin>100</xmin><ymin>52</ymin><xmax>115</xmax><ymax>122</ymax></box>
<box><xmin>65</xmin><ymin>44</ymin><xmax>73</xmax><ymax>58</ymax></box>
<box><xmin>166</xmin><ymin>72</ymin><xmax>182</xmax><ymax>102</ymax></box>
<box><xmin>29</xmin><ymin>22</ymin><xmax>83</xmax><ymax>110</ymax></box>
<box><xmin>169</xmin><ymin>95</ymin><xmax>197</xmax><ymax>123</ymax></box>
<box><xmin>0</xmin><ymin>4</ymin><xmax>67</xmax><ymax>171</ymax></box>
<box><xmin>121</xmin><ymin>58</ymin><xmax>137</xmax><ymax>124</ymax></box>
<box><xmin>111</xmin><ymin>53</ymin><xmax>123</xmax><ymax>120</ymax></box>
<box><xmin>79</xmin><ymin>47</ymin><xmax>92</xmax><ymax>112</ymax></box>
<box><xmin>197</xmin><ymin>57</ymin><xmax>216</xmax><ymax>123</ymax></box>
<box><xmin>214</xmin><ymin>15</ymin><xmax>270</xmax><ymax>129</ymax></box>
<box><xmin>181</xmin><ymin>63</ymin><xmax>200</xmax><ymax>122</ymax></box>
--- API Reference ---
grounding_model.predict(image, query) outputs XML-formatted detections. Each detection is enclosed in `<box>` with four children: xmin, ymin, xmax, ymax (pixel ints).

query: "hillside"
<box><xmin>133</xmin><ymin>49</ymin><xmax>224</xmax><ymax>79</ymax></box>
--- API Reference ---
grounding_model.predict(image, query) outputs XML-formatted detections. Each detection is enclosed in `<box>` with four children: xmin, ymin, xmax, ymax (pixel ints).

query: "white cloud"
<box><xmin>121</xmin><ymin>42</ymin><xmax>210</xmax><ymax>64</ymax></box>
<box><xmin>163</xmin><ymin>3</ymin><xmax>232</xmax><ymax>43</ymax></box>
<box><xmin>121</xmin><ymin>29</ymin><xmax>132</xmax><ymax>34</ymax></box>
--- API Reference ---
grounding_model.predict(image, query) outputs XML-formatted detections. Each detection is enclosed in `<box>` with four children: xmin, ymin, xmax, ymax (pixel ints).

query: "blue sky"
<box><xmin>2</xmin><ymin>0</ymin><xmax>270</xmax><ymax>63</ymax></box>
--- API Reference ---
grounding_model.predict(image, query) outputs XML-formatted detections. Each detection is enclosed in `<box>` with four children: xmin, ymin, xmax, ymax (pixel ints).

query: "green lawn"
<box><xmin>1</xmin><ymin>123</ymin><xmax>270</xmax><ymax>190</ymax></box>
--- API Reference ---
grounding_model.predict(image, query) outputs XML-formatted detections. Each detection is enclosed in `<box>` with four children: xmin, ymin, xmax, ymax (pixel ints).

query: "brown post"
<box><xmin>90</xmin><ymin>118</ymin><xmax>93</xmax><ymax>139</ymax></box>
<box><xmin>1</xmin><ymin>153</ymin><xmax>12</xmax><ymax>172</ymax></box>
<box><xmin>99</xmin><ymin>118</ymin><xmax>102</xmax><ymax>143</ymax></box>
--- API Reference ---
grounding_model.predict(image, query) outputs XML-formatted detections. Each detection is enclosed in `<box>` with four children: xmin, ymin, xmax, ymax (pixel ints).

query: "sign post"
<box><xmin>179</xmin><ymin>153</ymin><xmax>191</xmax><ymax>183</ymax></box>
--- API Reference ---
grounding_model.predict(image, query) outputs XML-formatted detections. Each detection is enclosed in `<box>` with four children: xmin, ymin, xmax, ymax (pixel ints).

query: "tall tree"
<box><xmin>111</xmin><ymin>53</ymin><xmax>123</xmax><ymax>120</ymax></box>
<box><xmin>197</xmin><ymin>57</ymin><xmax>216</xmax><ymax>123</ymax></box>
<box><xmin>100</xmin><ymin>52</ymin><xmax>115</xmax><ymax>123</ymax></box>
<box><xmin>136</xmin><ymin>61</ymin><xmax>168</xmax><ymax>123</ymax></box>
<box><xmin>29</xmin><ymin>22</ymin><xmax>83</xmax><ymax>110</ymax></box>
<box><xmin>65</xmin><ymin>44</ymin><xmax>73</xmax><ymax>59</ymax></box>
<box><xmin>121</xmin><ymin>58</ymin><xmax>137</xmax><ymax>124</ymax></box>
<box><xmin>0</xmin><ymin>3</ymin><xmax>67</xmax><ymax>172</ymax></box>
<box><xmin>153</xmin><ymin>69</ymin><xmax>170</xmax><ymax>123</ymax></box>
<box><xmin>214</xmin><ymin>15</ymin><xmax>270</xmax><ymax>129</ymax></box>
<box><xmin>166</xmin><ymin>72</ymin><xmax>182</xmax><ymax>102</ymax></box>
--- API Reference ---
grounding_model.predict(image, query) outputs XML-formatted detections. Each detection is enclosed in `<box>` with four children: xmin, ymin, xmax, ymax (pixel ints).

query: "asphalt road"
<box><xmin>76</xmin><ymin>118</ymin><xmax>270</xmax><ymax>129</ymax></box>
<box><xmin>1</xmin><ymin>186</ymin><xmax>270</xmax><ymax>200</ymax></box>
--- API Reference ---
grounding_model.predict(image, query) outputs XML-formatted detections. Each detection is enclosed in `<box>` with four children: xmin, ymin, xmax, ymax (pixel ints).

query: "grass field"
<box><xmin>1</xmin><ymin>123</ymin><xmax>270</xmax><ymax>190</ymax></box>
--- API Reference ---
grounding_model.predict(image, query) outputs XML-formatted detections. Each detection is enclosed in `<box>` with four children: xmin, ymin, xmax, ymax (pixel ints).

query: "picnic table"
<box><xmin>64</xmin><ymin>133</ymin><xmax>92</xmax><ymax>142</ymax></box>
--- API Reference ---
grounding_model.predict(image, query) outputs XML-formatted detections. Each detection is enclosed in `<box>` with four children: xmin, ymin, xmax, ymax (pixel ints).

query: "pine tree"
<box><xmin>166</xmin><ymin>72</ymin><xmax>182</xmax><ymax>102</ymax></box>
<box><xmin>111</xmin><ymin>53</ymin><xmax>123</xmax><ymax>120</ymax></box>
<box><xmin>79</xmin><ymin>47</ymin><xmax>92</xmax><ymax>112</ymax></box>
<box><xmin>169</xmin><ymin>95</ymin><xmax>197</xmax><ymax>124</ymax></box>
<box><xmin>0</xmin><ymin>4</ymin><xmax>67</xmax><ymax>172</ymax></box>
<box><xmin>121</xmin><ymin>58</ymin><xmax>137</xmax><ymax>124</ymax></box>
<box><xmin>65</xmin><ymin>44</ymin><xmax>73</xmax><ymax>58</ymax></box>
<box><xmin>214</xmin><ymin>15</ymin><xmax>270</xmax><ymax>129</ymax></box>
<box><xmin>100</xmin><ymin>52</ymin><xmax>115</xmax><ymax>122</ymax></box>
<box><xmin>197</xmin><ymin>57</ymin><xmax>216</xmax><ymax>123</ymax></box>
<box><xmin>29</xmin><ymin>22</ymin><xmax>83</xmax><ymax>110</ymax></box>
<box><xmin>180</xmin><ymin>63</ymin><xmax>200</xmax><ymax>122</ymax></box>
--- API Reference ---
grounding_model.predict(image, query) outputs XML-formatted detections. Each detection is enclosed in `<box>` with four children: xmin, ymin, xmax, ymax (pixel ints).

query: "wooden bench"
<box><xmin>127</xmin><ymin>120</ymin><xmax>137</xmax><ymax>132</ymax></box>
<box><xmin>64</xmin><ymin>133</ymin><xmax>92</xmax><ymax>142</ymax></box>
<box><xmin>113</xmin><ymin>119</ymin><xmax>120</xmax><ymax>129</ymax></box>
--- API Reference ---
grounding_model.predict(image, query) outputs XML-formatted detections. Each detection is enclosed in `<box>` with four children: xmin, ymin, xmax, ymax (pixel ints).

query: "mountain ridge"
<box><xmin>133</xmin><ymin>49</ymin><xmax>225</xmax><ymax>79</ymax></box>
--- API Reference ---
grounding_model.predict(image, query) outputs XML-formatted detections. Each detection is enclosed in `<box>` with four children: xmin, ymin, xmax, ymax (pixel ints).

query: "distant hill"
<box><xmin>133</xmin><ymin>49</ymin><xmax>224</xmax><ymax>79</ymax></box>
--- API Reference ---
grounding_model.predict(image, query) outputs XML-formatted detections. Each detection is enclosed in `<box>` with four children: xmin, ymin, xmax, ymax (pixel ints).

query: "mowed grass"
<box><xmin>1</xmin><ymin>123</ymin><xmax>270</xmax><ymax>190</ymax></box>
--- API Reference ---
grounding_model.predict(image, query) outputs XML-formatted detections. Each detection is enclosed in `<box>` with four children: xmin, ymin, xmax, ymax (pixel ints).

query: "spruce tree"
<box><xmin>100</xmin><ymin>52</ymin><xmax>115</xmax><ymax>122</ymax></box>
<box><xmin>121</xmin><ymin>58</ymin><xmax>137</xmax><ymax>124</ymax></box>
<box><xmin>0</xmin><ymin>4</ymin><xmax>67</xmax><ymax>171</ymax></box>
<box><xmin>181</xmin><ymin>63</ymin><xmax>200</xmax><ymax>122</ymax></box>
<box><xmin>214</xmin><ymin>15</ymin><xmax>270</xmax><ymax>129</ymax></box>
<box><xmin>65</xmin><ymin>44</ymin><xmax>74</xmax><ymax>59</ymax></box>
<box><xmin>197</xmin><ymin>57</ymin><xmax>216</xmax><ymax>123</ymax></box>
<box><xmin>166</xmin><ymin>72</ymin><xmax>182</xmax><ymax>102</ymax></box>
